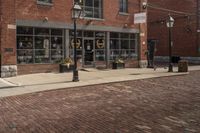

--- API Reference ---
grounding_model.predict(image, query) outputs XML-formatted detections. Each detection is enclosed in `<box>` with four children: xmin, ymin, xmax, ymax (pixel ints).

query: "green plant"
<box><xmin>60</xmin><ymin>57</ymin><xmax>73</xmax><ymax>65</ymax></box>
<box><xmin>114</xmin><ymin>57</ymin><xmax>124</xmax><ymax>63</ymax></box>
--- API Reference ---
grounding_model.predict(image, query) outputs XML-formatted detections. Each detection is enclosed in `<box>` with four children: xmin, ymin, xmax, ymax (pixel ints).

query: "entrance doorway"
<box><xmin>83</xmin><ymin>39</ymin><xmax>95</xmax><ymax>67</ymax></box>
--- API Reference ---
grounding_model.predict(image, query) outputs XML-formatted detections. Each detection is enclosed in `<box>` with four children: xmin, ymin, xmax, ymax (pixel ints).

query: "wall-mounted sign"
<box><xmin>7</xmin><ymin>24</ymin><xmax>16</xmax><ymax>30</ymax></box>
<box><xmin>4</xmin><ymin>48</ymin><xmax>14</xmax><ymax>52</ymax></box>
<box><xmin>134</xmin><ymin>12</ymin><xmax>146</xmax><ymax>24</ymax></box>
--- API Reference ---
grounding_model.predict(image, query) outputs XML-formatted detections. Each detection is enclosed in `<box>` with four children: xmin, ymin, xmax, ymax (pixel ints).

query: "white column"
<box><xmin>106</xmin><ymin>32</ymin><xmax>110</xmax><ymax>68</ymax></box>
<box><xmin>65</xmin><ymin>29</ymin><xmax>70</xmax><ymax>58</ymax></box>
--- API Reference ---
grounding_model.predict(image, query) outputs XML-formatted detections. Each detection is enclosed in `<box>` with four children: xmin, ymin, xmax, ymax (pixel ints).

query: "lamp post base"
<box><xmin>72</xmin><ymin>70</ymin><xmax>79</xmax><ymax>82</ymax></box>
<box><xmin>168</xmin><ymin>63</ymin><xmax>173</xmax><ymax>72</ymax></box>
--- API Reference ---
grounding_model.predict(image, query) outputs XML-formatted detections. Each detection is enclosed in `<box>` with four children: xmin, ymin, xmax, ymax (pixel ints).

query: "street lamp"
<box><xmin>166</xmin><ymin>15</ymin><xmax>174</xmax><ymax>72</ymax></box>
<box><xmin>72</xmin><ymin>3</ymin><xmax>82</xmax><ymax>82</ymax></box>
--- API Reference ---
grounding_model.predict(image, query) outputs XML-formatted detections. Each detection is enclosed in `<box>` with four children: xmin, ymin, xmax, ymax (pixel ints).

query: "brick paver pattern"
<box><xmin>0</xmin><ymin>71</ymin><xmax>200</xmax><ymax>133</ymax></box>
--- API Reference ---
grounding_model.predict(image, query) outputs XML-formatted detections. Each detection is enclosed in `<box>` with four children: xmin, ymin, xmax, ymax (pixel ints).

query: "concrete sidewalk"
<box><xmin>0</xmin><ymin>66</ymin><xmax>200</xmax><ymax>97</ymax></box>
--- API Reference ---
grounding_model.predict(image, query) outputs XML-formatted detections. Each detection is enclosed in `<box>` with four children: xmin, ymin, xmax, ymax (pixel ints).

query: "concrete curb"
<box><xmin>0</xmin><ymin>71</ymin><xmax>190</xmax><ymax>98</ymax></box>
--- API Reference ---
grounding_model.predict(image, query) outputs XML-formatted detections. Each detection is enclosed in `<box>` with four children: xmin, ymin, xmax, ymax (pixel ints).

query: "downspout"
<box><xmin>197</xmin><ymin>0</ymin><xmax>200</xmax><ymax>56</ymax></box>
<box><xmin>138</xmin><ymin>0</ymin><xmax>148</xmax><ymax>67</ymax></box>
<box><xmin>138</xmin><ymin>0</ymin><xmax>141</xmax><ymax>67</ymax></box>
<box><xmin>0</xmin><ymin>0</ymin><xmax>2</xmax><ymax>74</ymax></box>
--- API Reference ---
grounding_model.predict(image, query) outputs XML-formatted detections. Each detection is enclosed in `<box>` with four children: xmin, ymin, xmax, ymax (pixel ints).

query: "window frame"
<box><xmin>74</xmin><ymin>0</ymin><xmax>103</xmax><ymax>19</ymax></box>
<box><xmin>17</xmin><ymin>27</ymin><xmax>65</xmax><ymax>65</ymax></box>
<box><xmin>110</xmin><ymin>32</ymin><xmax>137</xmax><ymax>61</ymax></box>
<box><xmin>119</xmin><ymin>0</ymin><xmax>128</xmax><ymax>13</ymax></box>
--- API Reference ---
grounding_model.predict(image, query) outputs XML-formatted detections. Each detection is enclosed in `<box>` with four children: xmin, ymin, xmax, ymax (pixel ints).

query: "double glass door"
<box><xmin>83</xmin><ymin>39</ymin><xmax>94</xmax><ymax>66</ymax></box>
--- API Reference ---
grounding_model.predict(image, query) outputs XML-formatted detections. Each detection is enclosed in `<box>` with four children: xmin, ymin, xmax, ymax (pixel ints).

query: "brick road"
<box><xmin>0</xmin><ymin>71</ymin><xmax>200</xmax><ymax>133</ymax></box>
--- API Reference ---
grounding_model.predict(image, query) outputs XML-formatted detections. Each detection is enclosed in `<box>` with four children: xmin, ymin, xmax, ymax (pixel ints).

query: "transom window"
<box><xmin>74</xmin><ymin>0</ymin><xmax>103</xmax><ymax>19</ymax></box>
<box><xmin>119</xmin><ymin>0</ymin><xmax>128</xmax><ymax>13</ymax></box>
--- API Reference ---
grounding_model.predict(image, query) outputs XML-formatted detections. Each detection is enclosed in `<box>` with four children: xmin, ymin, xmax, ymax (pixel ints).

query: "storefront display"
<box><xmin>17</xmin><ymin>27</ymin><xmax>137</xmax><ymax>67</ymax></box>
<box><xmin>17</xmin><ymin>27</ymin><xmax>64</xmax><ymax>64</ymax></box>
<box><xmin>110</xmin><ymin>32</ymin><xmax>137</xmax><ymax>60</ymax></box>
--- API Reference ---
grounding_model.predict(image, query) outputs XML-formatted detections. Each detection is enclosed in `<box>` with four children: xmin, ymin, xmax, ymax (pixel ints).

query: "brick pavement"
<box><xmin>0</xmin><ymin>71</ymin><xmax>200</xmax><ymax>133</ymax></box>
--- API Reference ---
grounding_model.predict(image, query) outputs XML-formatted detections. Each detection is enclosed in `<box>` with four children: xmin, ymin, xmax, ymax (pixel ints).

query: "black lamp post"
<box><xmin>166</xmin><ymin>15</ymin><xmax>174</xmax><ymax>72</ymax></box>
<box><xmin>72</xmin><ymin>3</ymin><xmax>82</xmax><ymax>82</ymax></box>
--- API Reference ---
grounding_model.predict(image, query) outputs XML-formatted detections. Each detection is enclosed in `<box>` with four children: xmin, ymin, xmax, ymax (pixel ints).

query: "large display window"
<box><xmin>110</xmin><ymin>32</ymin><xmax>137</xmax><ymax>60</ymax></box>
<box><xmin>17</xmin><ymin>27</ymin><xmax>64</xmax><ymax>64</ymax></box>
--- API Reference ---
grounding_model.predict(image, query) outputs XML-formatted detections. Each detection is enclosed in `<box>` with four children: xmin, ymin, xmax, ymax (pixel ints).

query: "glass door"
<box><xmin>83</xmin><ymin>39</ymin><xmax>95</xmax><ymax>67</ymax></box>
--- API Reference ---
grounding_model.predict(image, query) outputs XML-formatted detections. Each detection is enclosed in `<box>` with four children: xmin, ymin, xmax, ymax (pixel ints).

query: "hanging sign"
<box><xmin>134</xmin><ymin>12</ymin><xmax>146</xmax><ymax>24</ymax></box>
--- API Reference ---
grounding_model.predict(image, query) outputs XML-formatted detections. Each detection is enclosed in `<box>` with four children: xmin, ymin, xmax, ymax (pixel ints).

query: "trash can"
<box><xmin>172</xmin><ymin>56</ymin><xmax>181</xmax><ymax>63</ymax></box>
<box><xmin>178</xmin><ymin>60</ymin><xmax>188</xmax><ymax>72</ymax></box>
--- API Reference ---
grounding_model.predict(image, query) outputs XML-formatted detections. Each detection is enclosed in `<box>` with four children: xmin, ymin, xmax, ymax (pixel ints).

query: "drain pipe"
<box><xmin>197</xmin><ymin>0</ymin><xmax>200</xmax><ymax>56</ymax></box>
<box><xmin>0</xmin><ymin>0</ymin><xmax>2</xmax><ymax>76</ymax></box>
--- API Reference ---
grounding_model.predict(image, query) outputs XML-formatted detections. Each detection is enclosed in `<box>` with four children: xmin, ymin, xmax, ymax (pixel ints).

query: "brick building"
<box><xmin>0</xmin><ymin>0</ymin><xmax>147</xmax><ymax>77</ymax></box>
<box><xmin>148</xmin><ymin>0</ymin><xmax>200</xmax><ymax>63</ymax></box>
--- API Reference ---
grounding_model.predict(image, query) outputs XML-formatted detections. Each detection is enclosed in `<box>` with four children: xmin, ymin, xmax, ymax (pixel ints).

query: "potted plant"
<box><xmin>59</xmin><ymin>57</ymin><xmax>74</xmax><ymax>73</ymax></box>
<box><xmin>112</xmin><ymin>58</ymin><xmax>125</xmax><ymax>69</ymax></box>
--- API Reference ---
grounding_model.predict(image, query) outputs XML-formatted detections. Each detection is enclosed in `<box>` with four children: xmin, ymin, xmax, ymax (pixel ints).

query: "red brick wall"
<box><xmin>17</xmin><ymin>64</ymin><xmax>59</xmax><ymax>75</ymax></box>
<box><xmin>139</xmin><ymin>0</ymin><xmax>148</xmax><ymax>61</ymax></box>
<box><xmin>148</xmin><ymin>0</ymin><xmax>198</xmax><ymax>57</ymax></box>
<box><xmin>15</xmin><ymin>0</ymin><xmax>140</xmax><ymax>29</ymax></box>
<box><xmin>0</xmin><ymin>0</ymin><xmax>17</xmax><ymax>65</ymax></box>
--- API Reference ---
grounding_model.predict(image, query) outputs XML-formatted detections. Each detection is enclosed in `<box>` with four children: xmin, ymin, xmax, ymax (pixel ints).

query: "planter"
<box><xmin>59</xmin><ymin>64</ymin><xmax>74</xmax><ymax>73</ymax></box>
<box><xmin>112</xmin><ymin>62</ymin><xmax>125</xmax><ymax>69</ymax></box>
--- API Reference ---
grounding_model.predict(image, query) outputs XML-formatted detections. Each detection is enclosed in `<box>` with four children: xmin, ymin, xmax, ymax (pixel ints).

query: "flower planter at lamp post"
<box><xmin>59</xmin><ymin>64</ymin><xmax>74</xmax><ymax>73</ymax></box>
<box><xmin>112</xmin><ymin>62</ymin><xmax>125</xmax><ymax>69</ymax></box>
<box><xmin>59</xmin><ymin>57</ymin><xmax>74</xmax><ymax>73</ymax></box>
<box><xmin>112</xmin><ymin>58</ymin><xmax>125</xmax><ymax>69</ymax></box>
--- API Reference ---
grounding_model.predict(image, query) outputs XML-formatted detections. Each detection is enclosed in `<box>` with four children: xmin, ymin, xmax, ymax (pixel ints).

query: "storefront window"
<box><xmin>110</xmin><ymin>32</ymin><xmax>137</xmax><ymax>60</ymax></box>
<box><xmin>35</xmin><ymin>36</ymin><xmax>50</xmax><ymax>63</ymax></box>
<box><xmin>17</xmin><ymin>27</ymin><xmax>64</xmax><ymax>64</ymax></box>
<box><xmin>69</xmin><ymin>30</ymin><xmax>82</xmax><ymax>37</ymax></box>
<box><xmin>35</xmin><ymin>28</ymin><xmax>50</xmax><ymax>36</ymax></box>
<box><xmin>69</xmin><ymin>30</ymin><xmax>106</xmax><ymax>62</ymax></box>
<box><xmin>17</xmin><ymin>27</ymin><xmax>33</xmax><ymax>35</ymax></box>
<box><xmin>84</xmin><ymin>31</ymin><xmax>94</xmax><ymax>37</ymax></box>
<box><xmin>95</xmin><ymin>32</ymin><xmax>105</xmax><ymax>61</ymax></box>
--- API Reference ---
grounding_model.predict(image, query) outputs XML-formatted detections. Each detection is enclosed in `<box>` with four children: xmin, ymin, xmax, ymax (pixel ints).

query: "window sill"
<box><xmin>83</xmin><ymin>17</ymin><xmax>105</xmax><ymax>21</ymax></box>
<box><xmin>119</xmin><ymin>12</ymin><xmax>130</xmax><ymax>16</ymax></box>
<box><xmin>37</xmin><ymin>1</ymin><xmax>53</xmax><ymax>6</ymax></box>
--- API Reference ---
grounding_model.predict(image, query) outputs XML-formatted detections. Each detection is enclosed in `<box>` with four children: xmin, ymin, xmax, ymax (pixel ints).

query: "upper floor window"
<box><xmin>74</xmin><ymin>0</ymin><xmax>103</xmax><ymax>19</ymax></box>
<box><xmin>37</xmin><ymin>0</ymin><xmax>52</xmax><ymax>4</ymax></box>
<box><xmin>119</xmin><ymin>0</ymin><xmax>128</xmax><ymax>13</ymax></box>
